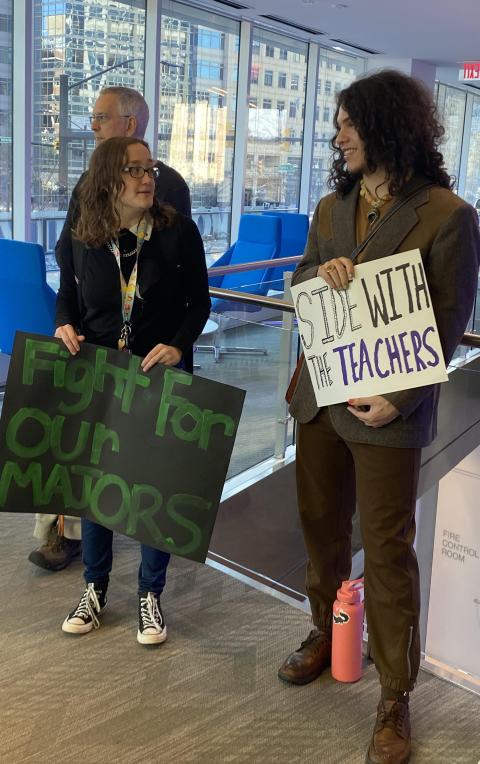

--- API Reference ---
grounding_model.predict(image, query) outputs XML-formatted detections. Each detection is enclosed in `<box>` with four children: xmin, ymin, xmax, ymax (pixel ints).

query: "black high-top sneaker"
<box><xmin>137</xmin><ymin>592</ymin><xmax>167</xmax><ymax>645</ymax></box>
<box><xmin>62</xmin><ymin>583</ymin><xmax>108</xmax><ymax>634</ymax></box>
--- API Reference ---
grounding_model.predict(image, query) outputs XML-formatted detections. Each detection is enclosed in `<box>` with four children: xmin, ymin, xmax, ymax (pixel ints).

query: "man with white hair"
<box><xmin>59</xmin><ymin>86</ymin><xmax>191</xmax><ymax>225</ymax></box>
<box><xmin>28</xmin><ymin>86</ymin><xmax>192</xmax><ymax>572</ymax></box>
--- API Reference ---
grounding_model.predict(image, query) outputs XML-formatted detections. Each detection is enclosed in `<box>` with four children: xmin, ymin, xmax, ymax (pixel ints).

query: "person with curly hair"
<box><xmin>55</xmin><ymin>136</ymin><xmax>210</xmax><ymax>645</ymax></box>
<box><xmin>278</xmin><ymin>70</ymin><xmax>480</xmax><ymax>763</ymax></box>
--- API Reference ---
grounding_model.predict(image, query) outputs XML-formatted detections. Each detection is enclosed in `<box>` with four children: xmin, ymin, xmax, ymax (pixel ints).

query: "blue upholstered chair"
<box><xmin>208</xmin><ymin>214</ymin><xmax>281</xmax><ymax>307</ymax></box>
<box><xmin>198</xmin><ymin>214</ymin><xmax>281</xmax><ymax>361</ymax></box>
<box><xmin>261</xmin><ymin>211</ymin><xmax>309</xmax><ymax>292</ymax></box>
<box><xmin>0</xmin><ymin>239</ymin><xmax>56</xmax><ymax>355</ymax></box>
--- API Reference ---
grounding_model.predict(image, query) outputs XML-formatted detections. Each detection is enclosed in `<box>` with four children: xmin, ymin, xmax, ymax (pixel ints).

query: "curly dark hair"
<box><xmin>328</xmin><ymin>69</ymin><xmax>453</xmax><ymax>197</ymax></box>
<box><xmin>74</xmin><ymin>137</ymin><xmax>176</xmax><ymax>247</ymax></box>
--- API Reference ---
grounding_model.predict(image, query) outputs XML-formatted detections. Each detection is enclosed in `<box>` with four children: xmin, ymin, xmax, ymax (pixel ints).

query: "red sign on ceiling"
<box><xmin>462</xmin><ymin>62</ymin><xmax>480</xmax><ymax>80</ymax></box>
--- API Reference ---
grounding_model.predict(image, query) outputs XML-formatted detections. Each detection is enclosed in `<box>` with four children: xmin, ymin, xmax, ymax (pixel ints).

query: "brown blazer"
<box><xmin>289</xmin><ymin>176</ymin><xmax>480</xmax><ymax>448</ymax></box>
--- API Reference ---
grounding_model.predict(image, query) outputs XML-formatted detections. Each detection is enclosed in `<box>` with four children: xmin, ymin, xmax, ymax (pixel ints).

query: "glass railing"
<box><xmin>0</xmin><ymin>214</ymin><xmax>12</xmax><ymax>240</ymax></box>
<box><xmin>31</xmin><ymin>211</ymin><xmax>67</xmax><ymax>256</ymax></box>
<box><xmin>194</xmin><ymin>298</ymin><xmax>298</xmax><ymax>479</ymax></box>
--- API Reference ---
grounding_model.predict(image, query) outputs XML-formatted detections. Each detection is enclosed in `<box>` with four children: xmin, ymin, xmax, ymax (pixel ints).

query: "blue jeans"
<box><xmin>81</xmin><ymin>518</ymin><xmax>170</xmax><ymax>595</ymax></box>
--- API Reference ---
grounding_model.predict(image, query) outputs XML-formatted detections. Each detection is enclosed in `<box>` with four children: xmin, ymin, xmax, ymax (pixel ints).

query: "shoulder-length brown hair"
<box><xmin>73</xmin><ymin>136</ymin><xmax>176</xmax><ymax>247</ymax></box>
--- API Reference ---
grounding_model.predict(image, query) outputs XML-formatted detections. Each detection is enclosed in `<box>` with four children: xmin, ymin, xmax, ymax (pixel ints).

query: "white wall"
<box><xmin>366</xmin><ymin>57</ymin><xmax>436</xmax><ymax>91</ymax></box>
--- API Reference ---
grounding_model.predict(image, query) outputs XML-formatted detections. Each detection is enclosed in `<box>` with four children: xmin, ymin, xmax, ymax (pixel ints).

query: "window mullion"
<box><xmin>12</xmin><ymin>0</ymin><xmax>32</xmax><ymax>241</ymax></box>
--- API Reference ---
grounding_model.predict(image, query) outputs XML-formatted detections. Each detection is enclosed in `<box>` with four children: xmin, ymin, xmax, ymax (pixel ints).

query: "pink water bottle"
<box><xmin>331</xmin><ymin>577</ymin><xmax>364</xmax><ymax>683</ymax></box>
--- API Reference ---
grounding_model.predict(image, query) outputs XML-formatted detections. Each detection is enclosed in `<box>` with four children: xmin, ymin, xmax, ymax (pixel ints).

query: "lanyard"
<box><xmin>107</xmin><ymin>216</ymin><xmax>147</xmax><ymax>351</ymax></box>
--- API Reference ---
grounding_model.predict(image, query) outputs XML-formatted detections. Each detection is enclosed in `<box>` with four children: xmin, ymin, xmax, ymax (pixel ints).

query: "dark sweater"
<box><xmin>55</xmin><ymin>215</ymin><xmax>211</xmax><ymax>360</ymax></box>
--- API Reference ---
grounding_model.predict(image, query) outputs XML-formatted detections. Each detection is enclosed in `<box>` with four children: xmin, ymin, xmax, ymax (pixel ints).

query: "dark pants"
<box><xmin>82</xmin><ymin>518</ymin><xmax>170</xmax><ymax>595</ymax></box>
<box><xmin>296</xmin><ymin>408</ymin><xmax>421</xmax><ymax>692</ymax></box>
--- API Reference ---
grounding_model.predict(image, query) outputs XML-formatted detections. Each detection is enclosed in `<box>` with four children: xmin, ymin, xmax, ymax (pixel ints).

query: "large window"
<box><xmin>464</xmin><ymin>95</ymin><xmax>480</xmax><ymax>210</ymax></box>
<box><xmin>246</xmin><ymin>29</ymin><xmax>307</xmax><ymax>213</ymax></box>
<box><xmin>32</xmin><ymin>0</ymin><xmax>146</xmax><ymax>252</ymax></box>
<box><xmin>436</xmin><ymin>83</ymin><xmax>466</xmax><ymax>187</ymax></box>
<box><xmin>309</xmin><ymin>50</ymin><xmax>364</xmax><ymax>214</ymax></box>
<box><xmin>0</xmin><ymin>0</ymin><xmax>12</xmax><ymax>237</ymax></box>
<box><xmin>21</xmin><ymin>4</ymin><xmax>369</xmax><ymax>258</ymax></box>
<box><xmin>159</xmin><ymin>2</ymin><xmax>239</xmax><ymax>261</ymax></box>
<box><xmin>462</xmin><ymin>95</ymin><xmax>480</xmax><ymax>336</ymax></box>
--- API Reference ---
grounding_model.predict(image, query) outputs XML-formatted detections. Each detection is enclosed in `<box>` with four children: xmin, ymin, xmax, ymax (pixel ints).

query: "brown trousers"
<box><xmin>296</xmin><ymin>409</ymin><xmax>421</xmax><ymax>692</ymax></box>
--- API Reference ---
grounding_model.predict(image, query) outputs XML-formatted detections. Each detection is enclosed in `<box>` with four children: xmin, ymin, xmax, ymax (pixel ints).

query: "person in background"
<box><xmin>55</xmin><ymin>135</ymin><xmax>210</xmax><ymax>643</ymax></box>
<box><xmin>29</xmin><ymin>86</ymin><xmax>192</xmax><ymax>572</ymax></box>
<box><xmin>278</xmin><ymin>69</ymin><xmax>480</xmax><ymax>764</ymax></box>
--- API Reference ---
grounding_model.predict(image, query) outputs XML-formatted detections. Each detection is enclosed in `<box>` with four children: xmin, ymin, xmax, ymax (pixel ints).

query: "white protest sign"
<box><xmin>290</xmin><ymin>249</ymin><xmax>448</xmax><ymax>406</ymax></box>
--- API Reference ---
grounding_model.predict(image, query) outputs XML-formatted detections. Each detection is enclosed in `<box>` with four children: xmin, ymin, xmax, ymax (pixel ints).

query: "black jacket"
<box><xmin>55</xmin><ymin>215</ymin><xmax>211</xmax><ymax>361</ymax></box>
<box><xmin>153</xmin><ymin>160</ymin><xmax>191</xmax><ymax>217</ymax></box>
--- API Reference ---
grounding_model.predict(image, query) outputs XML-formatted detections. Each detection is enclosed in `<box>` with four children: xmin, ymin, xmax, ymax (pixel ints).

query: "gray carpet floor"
<box><xmin>1</xmin><ymin>513</ymin><xmax>479</xmax><ymax>764</ymax></box>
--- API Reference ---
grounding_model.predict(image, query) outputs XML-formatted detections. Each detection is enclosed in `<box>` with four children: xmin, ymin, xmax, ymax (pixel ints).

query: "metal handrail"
<box><xmin>462</xmin><ymin>332</ymin><xmax>480</xmax><ymax>349</ymax></box>
<box><xmin>208</xmin><ymin>287</ymin><xmax>480</xmax><ymax>349</ymax></box>
<box><xmin>207</xmin><ymin>255</ymin><xmax>301</xmax><ymax>277</ymax></box>
<box><xmin>209</xmin><ymin>287</ymin><xmax>296</xmax><ymax>312</ymax></box>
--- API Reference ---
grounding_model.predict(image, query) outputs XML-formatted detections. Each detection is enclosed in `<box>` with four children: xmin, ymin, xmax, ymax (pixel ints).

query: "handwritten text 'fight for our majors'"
<box><xmin>295</xmin><ymin>258</ymin><xmax>439</xmax><ymax>390</ymax></box>
<box><xmin>0</xmin><ymin>338</ymin><xmax>237</xmax><ymax>557</ymax></box>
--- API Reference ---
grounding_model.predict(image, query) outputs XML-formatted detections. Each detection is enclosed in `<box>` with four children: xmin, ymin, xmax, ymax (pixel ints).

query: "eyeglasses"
<box><xmin>122</xmin><ymin>165</ymin><xmax>159</xmax><ymax>179</ymax></box>
<box><xmin>89</xmin><ymin>113</ymin><xmax>131</xmax><ymax>125</ymax></box>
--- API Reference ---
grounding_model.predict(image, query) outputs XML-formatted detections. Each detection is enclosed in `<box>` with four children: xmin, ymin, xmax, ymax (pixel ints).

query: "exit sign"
<box><xmin>460</xmin><ymin>62</ymin><xmax>480</xmax><ymax>81</ymax></box>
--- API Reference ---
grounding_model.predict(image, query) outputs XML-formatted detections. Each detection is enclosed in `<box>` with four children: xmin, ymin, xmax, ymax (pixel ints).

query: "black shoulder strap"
<box><xmin>351</xmin><ymin>182</ymin><xmax>432</xmax><ymax>263</ymax></box>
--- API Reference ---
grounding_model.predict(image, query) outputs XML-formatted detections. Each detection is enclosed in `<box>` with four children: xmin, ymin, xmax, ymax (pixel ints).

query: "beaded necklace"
<box><xmin>117</xmin><ymin>229</ymin><xmax>137</xmax><ymax>258</ymax></box>
<box><xmin>359</xmin><ymin>178</ymin><xmax>392</xmax><ymax>226</ymax></box>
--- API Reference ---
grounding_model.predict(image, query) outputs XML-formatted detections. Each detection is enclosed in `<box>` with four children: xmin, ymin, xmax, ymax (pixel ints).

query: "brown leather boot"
<box><xmin>366</xmin><ymin>699</ymin><xmax>411</xmax><ymax>764</ymax></box>
<box><xmin>28</xmin><ymin>524</ymin><xmax>82</xmax><ymax>571</ymax></box>
<box><xmin>278</xmin><ymin>628</ymin><xmax>331</xmax><ymax>685</ymax></box>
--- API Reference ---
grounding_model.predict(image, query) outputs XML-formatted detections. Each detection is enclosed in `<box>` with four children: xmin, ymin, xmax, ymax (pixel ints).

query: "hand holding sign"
<box><xmin>141</xmin><ymin>343</ymin><xmax>183</xmax><ymax>371</ymax></box>
<box><xmin>318</xmin><ymin>257</ymin><xmax>355</xmax><ymax>290</ymax></box>
<box><xmin>347</xmin><ymin>395</ymin><xmax>400</xmax><ymax>427</ymax></box>
<box><xmin>54</xmin><ymin>324</ymin><xmax>85</xmax><ymax>355</ymax></box>
<box><xmin>291</xmin><ymin>249</ymin><xmax>448</xmax><ymax>408</ymax></box>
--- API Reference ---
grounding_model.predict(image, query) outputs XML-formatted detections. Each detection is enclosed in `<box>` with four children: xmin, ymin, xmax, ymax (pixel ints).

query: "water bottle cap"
<box><xmin>337</xmin><ymin>579</ymin><xmax>363</xmax><ymax>604</ymax></box>
<box><xmin>337</xmin><ymin>588</ymin><xmax>360</xmax><ymax>604</ymax></box>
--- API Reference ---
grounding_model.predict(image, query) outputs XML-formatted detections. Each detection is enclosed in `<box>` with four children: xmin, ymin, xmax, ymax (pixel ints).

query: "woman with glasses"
<box><xmin>55</xmin><ymin>136</ymin><xmax>211</xmax><ymax>645</ymax></box>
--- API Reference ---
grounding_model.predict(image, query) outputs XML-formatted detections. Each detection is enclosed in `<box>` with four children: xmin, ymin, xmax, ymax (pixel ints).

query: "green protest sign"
<box><xmin>0</xmin><ymin>333</ymin><xmax>245</xmax><ymax>562</ymax></box>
